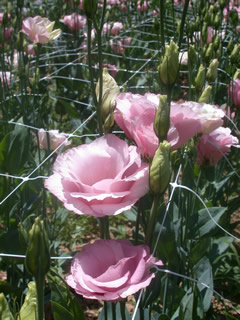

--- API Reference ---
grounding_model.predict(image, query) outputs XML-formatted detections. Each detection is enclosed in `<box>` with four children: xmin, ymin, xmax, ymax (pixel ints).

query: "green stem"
<box><xmin>111</xmin><ymin>302</ymin><xmax>116</xmax><ymax>320</ymax></box>
<box><xmin>178</xmin><ymin>0</ymin><xmax>190</xmax><ymax>50</ymax></box>
<box><xmin>159</xmin><ymin>0</ymin><xmax>165</xmax><ymax>54</ymax></box>
<box><xmin>100</xmin><ymin>216</ymin><xmax>110</xmax><ymax>239</ymax></box>
<box><xmin>87</xmin><ymin>18</ymin><xmax>102</xmax><ymax>134</ymax></box>
<box><xmin>120</xmin><ymin>301</ymin><xmax>126</xmax><ymax>320</ymax></box>
<box><xmin>35</xmin><ymin>276</ymin><xmax>45</xmax><ymax>320</ymax></box>
<box><xmin>104</xmin><ymin>301</ymin><xmax>108</xmax><ymax>320</ymax></box>
<box><xmin>145</xmin><ymin>196</ymin><xmax>159</xmax><ymax>249</ymax></box>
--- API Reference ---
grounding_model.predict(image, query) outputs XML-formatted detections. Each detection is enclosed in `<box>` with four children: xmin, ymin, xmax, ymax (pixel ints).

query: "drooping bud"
<box><xmin>206</xmin><ymin>59</ymin><xmax>219</xmax><ymax>82</ymax></box>
<box><xmin>25</xmin><ymin>217</ymin><xmax>50</xmax><ymax>279</ymax></box>
<box><xmin>188</xmin><ymin>45</ymin><xmax>197</xmax><ymax>66</ymax></box>
<box><xmin>154</xmin><ymin>95</ymin><xmax>170</xmax><ymax>142</ymax></box>
<box><xmin>159</xmin><ymin>40</ymin><xmax>179</xmax><ymax>86</ymax></box>
<box><xmin>96</xmin><ymin>68</ymin><xmax>120</xmax><ymax>131</ymax></box>
<box><xmin>198</xmin><ymin>85</ymin><xmax>212</xmax><ymax>103</ymax></box>
<box><xmin>230</xmin><ymin>44</ymin><xmax>240</xmax><ymax>64</ymax></box>
<box><xmin>149</xmin><ymin>141</ymin><xmax>171</xmax><ymax>195</ymax></box>
<box><xmin>233</xmin><ymin>69</ymin><xmax>240</xmax><ymax>80</ymax></box>
<box><xmin>83</xmin><ymin>0</ymin><xmax>97</xmax><ymax>18</ymax></box>
<box><xmin>195</xmin><ymin>64</ymin><xmax>205</xmax><ymax>92</ymax></box>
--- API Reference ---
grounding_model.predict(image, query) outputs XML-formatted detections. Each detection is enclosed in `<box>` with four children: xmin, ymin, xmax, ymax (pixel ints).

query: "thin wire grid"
<box><xmin>0</xmin><ymin>2</ymin><xmax>239</xmax><ymax>318</ymax></box>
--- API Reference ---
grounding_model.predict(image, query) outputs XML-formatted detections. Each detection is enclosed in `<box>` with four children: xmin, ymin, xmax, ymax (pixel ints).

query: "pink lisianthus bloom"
<box><xmin>228</xmin><ymin>79</ymin><xmax>240</xmax><ymax>108</ymax></box>
<box><xmin>60</xmin><ymin>13</ymin><xmax>86</xmax><ymax>32</ymax></box>
<box><xmin>0</xmin><ymin>71</ymin><xmax>11</xmax><ymax>87</ymax></box>
<box><xmin>114</xmin><ymin>93</ymin><xmax>225</xmax><ymax>158</ymax></box>
<box><xmin>137</xmin><ymin>0</ymin><xmax>149</xmax><ymax>12</ymax></box>
<box><xmin>103</xmin><ymin>22</ymin><xmax>123</xmax><ymax>35</ymax></box>
<box><xmin>197</xmin><ymin>127</ymin><xmax>239</xmax><ymax>166</ymax></box>
<box><xmin>38</xmin><ymin>129</ymin><xmax>71</xmax><ymax>151</ymax></box>
<box><xmin>45</xmin><ymin>134</ymin><xmax>149</xmax><ymax>217</ymax></box>
<box><xmin>21</xmin><ymin>16</ymin><xmax>61</xmax><ymax>43</ymax></box>
<box><xmin>103</xmin><ymin>63</ymin><xmax>118</xmax><ymax>77</ymax></box>
<box><xmin>66</xmin><ymin>239</ymin><xmax>163</xmax><ymax>301</ymax></box>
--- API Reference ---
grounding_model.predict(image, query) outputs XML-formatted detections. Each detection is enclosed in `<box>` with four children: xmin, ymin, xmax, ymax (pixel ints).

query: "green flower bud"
<box><xmin>159</xmin><ymin>40</ymin><xmax>179</xmax><ymax>86</ymax></box>
<box><xmin>188</xmin><ymin>45</ymin><xmax>197</xmax><ymax>66</ymax></box>
<box><xmin>219</xmin><ymin>0</ymin><xmax>226</xmax><ymax>10</ymax></box>
<box><xmin>213</xmin><ymin>34</ymin><xmax>220</xmax><ymax>51</ymax></box>
<box><xmin>0</xmin><ymin>293</ymin><xmax>14</xmax><ymax>320</ymax></box>
<box><xmin>96</xmin><ymin>68</ymin><xmax>120</xmax><ymax>125</ymax></box>
<box><xmin>230</xmin><ymin>44</ymin><xmax>240</xmax><ymax>64</ymax></box>
<box><xmin>216</xmin><ymin>43</ymin><xmax>222</xmax><ymax>59</ymax></box>
<box><xmin>233</xmin><ymin>69</ymin><xmax>240</xmax><ymax>80</ymax></box>
<box><xmin>201</xmin><ymin>23</ymin><xmax>208</xmax><ymax>44</ymax></box>
<box><xmin>209</xmin><ymin>5</ymin><xmax>214</xmax><ymax>15</ymax></box>
<box><xmin>204</xmin><ymin>43</ymin><xmax>213</xmax><ymax>63</ymax></box>
<box><xmin>227</xmin><ymin>37</ymin><xmax>233</xmax><ymax>54</ymax></box>
<box><xmin>17</xmin><ymin>282</ymin><xmax>37</xmax><ymax>320</ymax></box>
<box><xmin>83</xmin><ymin>0</ymin><xmax>97</xmax><ymax>18</ymax></box>
<box><xmin>229</xmin><ymin>9</ymin><xmax>239</xmax><ymax>28</ymax></box>
<box><xmin>214</xmin><ymin>11</ymin><xmax>222</xmax><ymax>29</ymax></box>
<box><xmin>149</xmin><ymin>141</ymin><xmax>171</xmax><ymax>195</ymax></box>
<box><xmin>195</xmin><ymin>64</ymin><xmax>205</xmax><ymax>92</ymax></box>
<box><xmin>25</xmin><ymin>217</ymin><xmax>50</xmax><ymax>278</ymax></box>
<box><xmin>206</xmin><ymin>59</ymin><xmax>219</xmax><ymax>82</ymax></box>
<box><xmin>198</xmin><ymin>85</ymin><xmax>212</xmax><ymax>103</ymax></box>
<box><xmin>154</xmin><ymin>95</ymin><xmax>170</xmax><ymax>142</ymax></box>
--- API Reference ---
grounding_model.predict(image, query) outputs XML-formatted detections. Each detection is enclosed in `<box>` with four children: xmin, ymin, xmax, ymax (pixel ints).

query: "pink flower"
<box><xmin>197</xmin><ymin>127</ymin><xmax>239</xmax><ymax>166</ymax></box>
<box><xmin>103</xmin><ymin>22</ymin><xmax>123</xmax><ymax>35</ymax></box>
<box><xmin>229</xmin><ymin>79</ymin><xmax>240</xmax><ymax>107</ymax></box>
<box><xmin>114</xmin><ymin>93</ymin><xmax>225</xmax><ymax>158</ymax></box>
<box><xmin>21</xmin><ymin>16</ymin><xmax>61</xmax><ymax>43</ymax></box>
<box><xmin>110</xmin><ymin>37</ymin><xmax>131</xmax><ymax>55</ymax></box>
<box><xmin>0</xmin><ymin>71</ymin><xmax>11</xmax><ymax>86</ymax></box>
<box><xmin>38</xmin><ymin>129</ymin><xmax>71</xmax><ymax>151</ymax></box>
<box><xmin>137</xmin><ymin>0</ymin><xmax>148</xmax><ymax>12</ymax></box>
<box><xmin>60</xmin><ymin>13</ymin><xmax>86</xmax><ymax>32</ymax></box>
<box><xmin>103</xmin><ymin>64</ymin><xmax>118</xmax><ymax>77</ymax></box>
<box><xmin>66</xmin><ymin>239</ymin><xmax>163</xmax><ymax>301</ymax></box>
<box><xmin>45</xmin><ymin>134</ymin><xmax>149</xmax><ymax>217</ymax></box>
<box><xmin>27</xmin><ymin>44</ymin><xmax>35</xmax><ymax>56</ymax></box>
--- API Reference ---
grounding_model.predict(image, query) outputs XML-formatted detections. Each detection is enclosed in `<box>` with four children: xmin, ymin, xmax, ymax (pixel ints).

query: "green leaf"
<box><xmin>187</xmin><ymin>207</ymin><xmax>226</xmax><ymax>239</ymax></box>
<box><xmin>193</xmin><ymin>257</ymin><xmax>213</xmax><ymax>312</ymax></box>
<box><xmin>57</xmin><ymin>98</ymin><xmax>80</xmax><ymax>118</ymax></box>
<box><xmin>17</xmin><ymin>282</ymin><xmax>37</xmax><ymax>320</ymax></box>
<box><xmin>0</xmin><ymin>293</ymin><xmax>14</xmax><ymax>320</ymax></box>
<box><xmin>158</xmin><ymin>315</ymin><xmax>170</xmax><ymax>320</ymax></box>
<box><xmin>51</xmin><ymin>301</ymin><xmax>74</xmax><ymax>320</ymax></box>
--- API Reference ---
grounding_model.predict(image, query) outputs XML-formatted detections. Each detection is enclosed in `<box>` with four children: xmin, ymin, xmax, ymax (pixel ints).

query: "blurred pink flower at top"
<box><xmin>197</xmin><ymin>127</ymin><xmax>239</xmax><ymax>166</ymax></box>
<box><xmin>137</xmin><ymin>0</ymin><xmax>149</xmax><ymax>11</ymax></box>
<box><xmin>60</xmin><ymin>13</ymin><xmax>86</xmax><ymax>32</ymax></box>
<box><xmin>38</xmin><ymin>129</ymin><xmax>71</xmax><ymax>151</ymax></box>
<box><xmin>0</xmin><ymin>12</ymin><xmax>10</xmax><ymax>24</ymax></box>
<box><xmin>21</xmin><ymin>16</ymin><xmax>61</xmax><ymax>43</ymax></box>
<box><xmin>114</xmin><ymin>93</ymin><xmax>225</xmax><ymax>158</ymax></box>
<box><xmin>120</xmin><ymin>3</ymin><xmax>128</xmax><ymax>11</ymax></box>
<box><xmin>44</xmin><ymin>134</ymin><xmax>149</xmax><ymax>217</ymax></box>
<box><xmin>66</xmin><ymin>239</ymin><xmax>163</xmax><ymax>301</ymax></box>
<box><xmin>103</xmin><ymin>22</ymin><xmax>123</xmax><ymax>35</ymax></box>
<box><xmin>229</xmin><ymin>79</ymin><xmax>240</xmax><ymax>108</ymax></box>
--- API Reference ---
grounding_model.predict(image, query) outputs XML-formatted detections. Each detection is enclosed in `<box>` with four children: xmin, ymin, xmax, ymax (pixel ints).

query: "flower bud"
<box><xmin>198</xmin><ymin>85</ymin><xmax>212</xmax><ymax>103</ymax></box>
<box><xmin>213</xmin><ymin>34</ymin><xmax>220</xmax><ymax>51</ymax></box>
<box><xmin>25</xmin><ymin>217</ymin><xmax>50</xmax><ymax>278</ymax></box>
<box><xmin>233</xmin><ymin>69</ymin><xmax>240</xmax><ymax>80</ymax></box>
<box><xmin>83</xmin><ymin>0</ymin><xmax>97</xmax><ymax>18</ymax></box>
<box><xmin>204</xmin><ymin>43</ymin><xmax>213</xmax><ymax>63</ymax></box>
<box><xmin>214</xmin><ymin>11</ymin><xmax>222</xmax><ymax>29</ymax></box>
<box><xmin>219</xmin><ymin>0</ymin><xmax>226</xmax><ymax>9</ymax></box>
<box><xmin>227</xmin><ymin>37</ymin><xmax>233</xmax><ymax>54</ymax></box>
<box><xmin>206</xmin><ymin>59</ymin><xmax>219</xmax><ymax>83</ymax></box>
<box><xmin>230</xmin><ymin>44</ymin><xmax>240</xmax><ymax>64</ymax></box>
<box><xmin>0</xmin><ymin>293</ymin><xmax>14</xmax><ymax>320</ymax></box>
<box><xmin>229</xmin><ymin>9</ymin><xmax>239</xmax><ymax>28</ymax></box>
<box><xmin>154</xmin><ymin>95</ymin><xmax>170</xmax><ymax>142</ymax></box>
<box><xmin>201</xmin><ymin>22</ymin><xmax>208</xmax><ymax>44</ymax></box>
<box><xmin>195</xmin><ymin>64</ymin><xmax>205</xmax><ymax>92</ymax></box>
<box><xmin>159</xmin><ymin>40</ymin><xmax>179</xmax><ymax>86</ymax></box>
<box><xmin>188</xmin><ymin>45</ymin><xmax>197</xmax><ymax>66</ymax></box>
<box><xmin>149</xmin><ymin>141</ymin><xmax>171</xmax><ymax>195</ymax></box>
<box><xmin>96</xmin><ymin>68</ymin><xmax>120</xmax><ymax>125</ymax></box>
